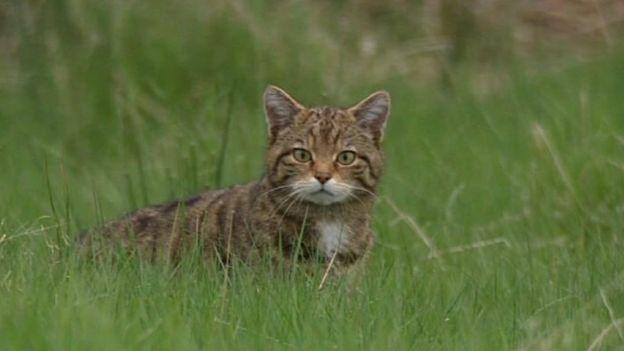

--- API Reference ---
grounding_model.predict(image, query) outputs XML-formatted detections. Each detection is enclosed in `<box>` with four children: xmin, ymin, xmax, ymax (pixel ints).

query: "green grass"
<box><xmin>1</xmin><ymin>1</ymin><xmax>624</xmax><ymax>350</ymax></box>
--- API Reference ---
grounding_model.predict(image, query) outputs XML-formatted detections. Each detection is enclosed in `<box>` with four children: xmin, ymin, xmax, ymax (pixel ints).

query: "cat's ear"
<box><xmin>264</xmin><ymin>85</ymin><xmax>304</xmax><ymax>141</ymax></box>
<box><xmin>349</xmin><ymin>91</ymin><xmax>391</xmax><ymax>143</ymax></box>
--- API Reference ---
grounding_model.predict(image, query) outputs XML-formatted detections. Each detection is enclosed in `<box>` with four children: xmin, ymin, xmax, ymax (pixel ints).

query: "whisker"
<box><xmin>256</xmin><ymin>184</ymin><xmax>293</xmax><ymax>199</ymax></box>
<box><xmin>344</xmin><ymin>191</ymin><xmax>366</xmax><ymax>206</ymax></box>
<box><xmin>267</xmin><ymin>190</ymin><xmax>299</xmax><ymax>218</ymax></box>
<box><xmin>339</xmin><ymin>183</ymin><xmax>378</xmax><ymax>199</ymax></box>
<box><xmin>277</xmin><ymin>192</ymin><xmax>305</xmax><ymax>225</ymax></box>
<box><xmin>331</xmin><ymin>182</ymin><xmax>377</xmax><ymax>203</ymax></box>
<box><xmin>269</xmin><ymin>187</ymin><xmax>306</xmax><ymax>219</ymax></box>
<box><xmin>250</xmin><ymin>184</ymin><xmax>296</xmax><ymax>212</ymax></box>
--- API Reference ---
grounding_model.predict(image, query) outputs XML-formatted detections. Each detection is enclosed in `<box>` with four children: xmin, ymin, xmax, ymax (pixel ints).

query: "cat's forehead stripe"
<box><xmin>308</xmin><ymin>115</ymin><xmax>340</xmax><ymax>146</ymax></box>
<box><xmin>294</xmin><ymin>106</ymin><xmax>359</xmax><ymax>148</ymax></box>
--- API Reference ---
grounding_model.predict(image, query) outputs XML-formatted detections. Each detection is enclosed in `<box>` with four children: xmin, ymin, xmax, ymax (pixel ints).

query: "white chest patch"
<box><xmin>316</xmin><ymin>221</ymin><xmax>350</xmax><ymax>258</ymax></box>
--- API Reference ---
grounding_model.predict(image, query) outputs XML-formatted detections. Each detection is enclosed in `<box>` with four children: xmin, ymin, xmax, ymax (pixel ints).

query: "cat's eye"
<box><xmin>292</xmin><ymin>148</ymin><xmax>312</xmax><ymax>162</ymax></box>
<box><xmin>336</xmin><ymin>151</ymin><xmax>356</xmax><ymax>165</ymax></box>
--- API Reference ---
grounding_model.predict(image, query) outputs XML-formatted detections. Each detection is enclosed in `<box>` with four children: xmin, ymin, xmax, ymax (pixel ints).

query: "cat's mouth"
<box><xmin>291</xmin><ymin>179</ymin><xmax>349</xmax><ymax>205</ymax></box>
<box><xmin>304</xmin><ymin>188</ymin><xmax>347</xmax><ymax>205</ymax></box>
<box><xmin>314</xmin><ymin>189</ymin><xmax>334</xmax><ymax>196</ymax></box>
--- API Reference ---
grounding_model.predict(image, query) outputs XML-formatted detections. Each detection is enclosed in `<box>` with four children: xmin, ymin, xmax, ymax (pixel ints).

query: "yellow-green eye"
<box><xmin>293</xmin><ymin>148</ymin><xmax>312</xmax><ymax>162</ymax></box>
<box><xmin>336</xmin><ymin>151</ymin><xmax>356</xmax><ymax>165</ymax></box>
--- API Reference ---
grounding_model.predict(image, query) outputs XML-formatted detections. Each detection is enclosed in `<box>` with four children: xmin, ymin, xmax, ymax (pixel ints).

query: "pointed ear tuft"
<box><xmin>264</xmin><ymin>85</ymin><xmax>304</xmax><ymax>140</ymax></box>
<box><xmin>349</xmin><ymin>91</ymin><xmax>391</xmax><ymax>142</ymax></box>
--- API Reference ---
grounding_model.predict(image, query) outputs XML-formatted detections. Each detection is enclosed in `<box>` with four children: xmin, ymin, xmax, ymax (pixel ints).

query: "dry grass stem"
<box><xmin>587</xmin><ymin>319</ymin><xmax>624</xmax><ymax>351</ymax></box>
<box><xmin>428</xmin><ymin>237</ymin><xmax>511</xmax><ymax>259</ymax></box>
<box><xmin>518</xmin><ymin>270</ymin><xmax>624</xmax><ymax>351</ymax></box>
<box><xmin>384</xmin><ymin>197</ymin><xmax>444</xmax><ymax>264</ymax></box>
<box><xmin>472</xmin><ymin>208</ymin><xmax>531</xmax><ymax>233</ymax></box>
<box><xmin>599</xmin><ymin>289</ymin><xmax>624</xmax><ymax>342</ymax></box>
<box><xmin>531</xmin><ymin>123</ymin><xmax>579</xmax><ymax>203</ymax></box>
<box><xmin>529</xmin><ymin>236</ymin><xmax>568</xmax><ymax>250</ymax></box>
<box><xmin>318</xmin><ymin>249</ymin><xmax>339</xmax><ymax>290</ymax></box>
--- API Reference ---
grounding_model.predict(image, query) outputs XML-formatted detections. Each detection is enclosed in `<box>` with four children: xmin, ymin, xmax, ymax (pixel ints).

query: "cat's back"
<box><xmin>82</xmin><ymin>182</ymin><xmax>261</xmax><ymax>261</ymax></box>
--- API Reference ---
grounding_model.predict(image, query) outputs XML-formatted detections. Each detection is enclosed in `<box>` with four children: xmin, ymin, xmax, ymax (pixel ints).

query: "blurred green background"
<box><xmin>1</xmin><ymin>1</ymin><xmax>624</xmax><ymax>350</ymax></box>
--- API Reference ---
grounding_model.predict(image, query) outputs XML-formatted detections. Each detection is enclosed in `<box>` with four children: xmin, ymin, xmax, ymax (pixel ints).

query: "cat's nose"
<box><xmin>315</xmin><ymin>173</ymin><xmax>332</xmax><ymax>184</ymax></box>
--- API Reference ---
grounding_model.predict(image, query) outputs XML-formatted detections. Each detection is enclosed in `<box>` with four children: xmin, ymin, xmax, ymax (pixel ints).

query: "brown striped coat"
<box><xmin>82</xmin><ymin>86</ymin><xmax>390</xmax><ymax>274</ymax></box>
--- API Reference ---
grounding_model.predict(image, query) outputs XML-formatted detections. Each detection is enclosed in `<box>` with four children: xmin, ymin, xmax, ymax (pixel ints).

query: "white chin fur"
<box><xmin>294</xmin><ymin>178</ymin><xmax>350</xmax><ymax>205</ymax></box>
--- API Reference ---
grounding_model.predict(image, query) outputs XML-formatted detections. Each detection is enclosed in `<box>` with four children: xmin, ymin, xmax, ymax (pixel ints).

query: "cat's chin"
<box><xmin>302</xmin><ymin>190</ymin><xmax>348</xmax><ymax>206</ymax></box>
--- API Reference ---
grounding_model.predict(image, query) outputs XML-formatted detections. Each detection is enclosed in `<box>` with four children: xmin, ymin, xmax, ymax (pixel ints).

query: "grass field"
<box><xmin>1</xmin><ymin>1</ymin><xmax>624</xmax><ymax>350</ymax></box>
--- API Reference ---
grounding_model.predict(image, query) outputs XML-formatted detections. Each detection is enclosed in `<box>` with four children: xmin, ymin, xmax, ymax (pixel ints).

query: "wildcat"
<box><xmin>81</xmin><ymin>86</ymin><xmax>390</xmax><ymax>275</ymax></box>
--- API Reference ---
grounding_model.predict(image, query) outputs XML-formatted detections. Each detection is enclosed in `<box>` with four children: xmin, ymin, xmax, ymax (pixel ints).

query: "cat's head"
<box><xmin>264</xmin><ymin>85</ymin><xmax>390</xmax><ymax>206</ymax></box>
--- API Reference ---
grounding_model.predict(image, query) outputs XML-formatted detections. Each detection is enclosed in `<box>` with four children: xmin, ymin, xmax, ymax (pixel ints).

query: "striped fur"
<box><xmin>82</xmin><ymin>86</ymin><xmax>390</xmax><ymax>273</ymax></box>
